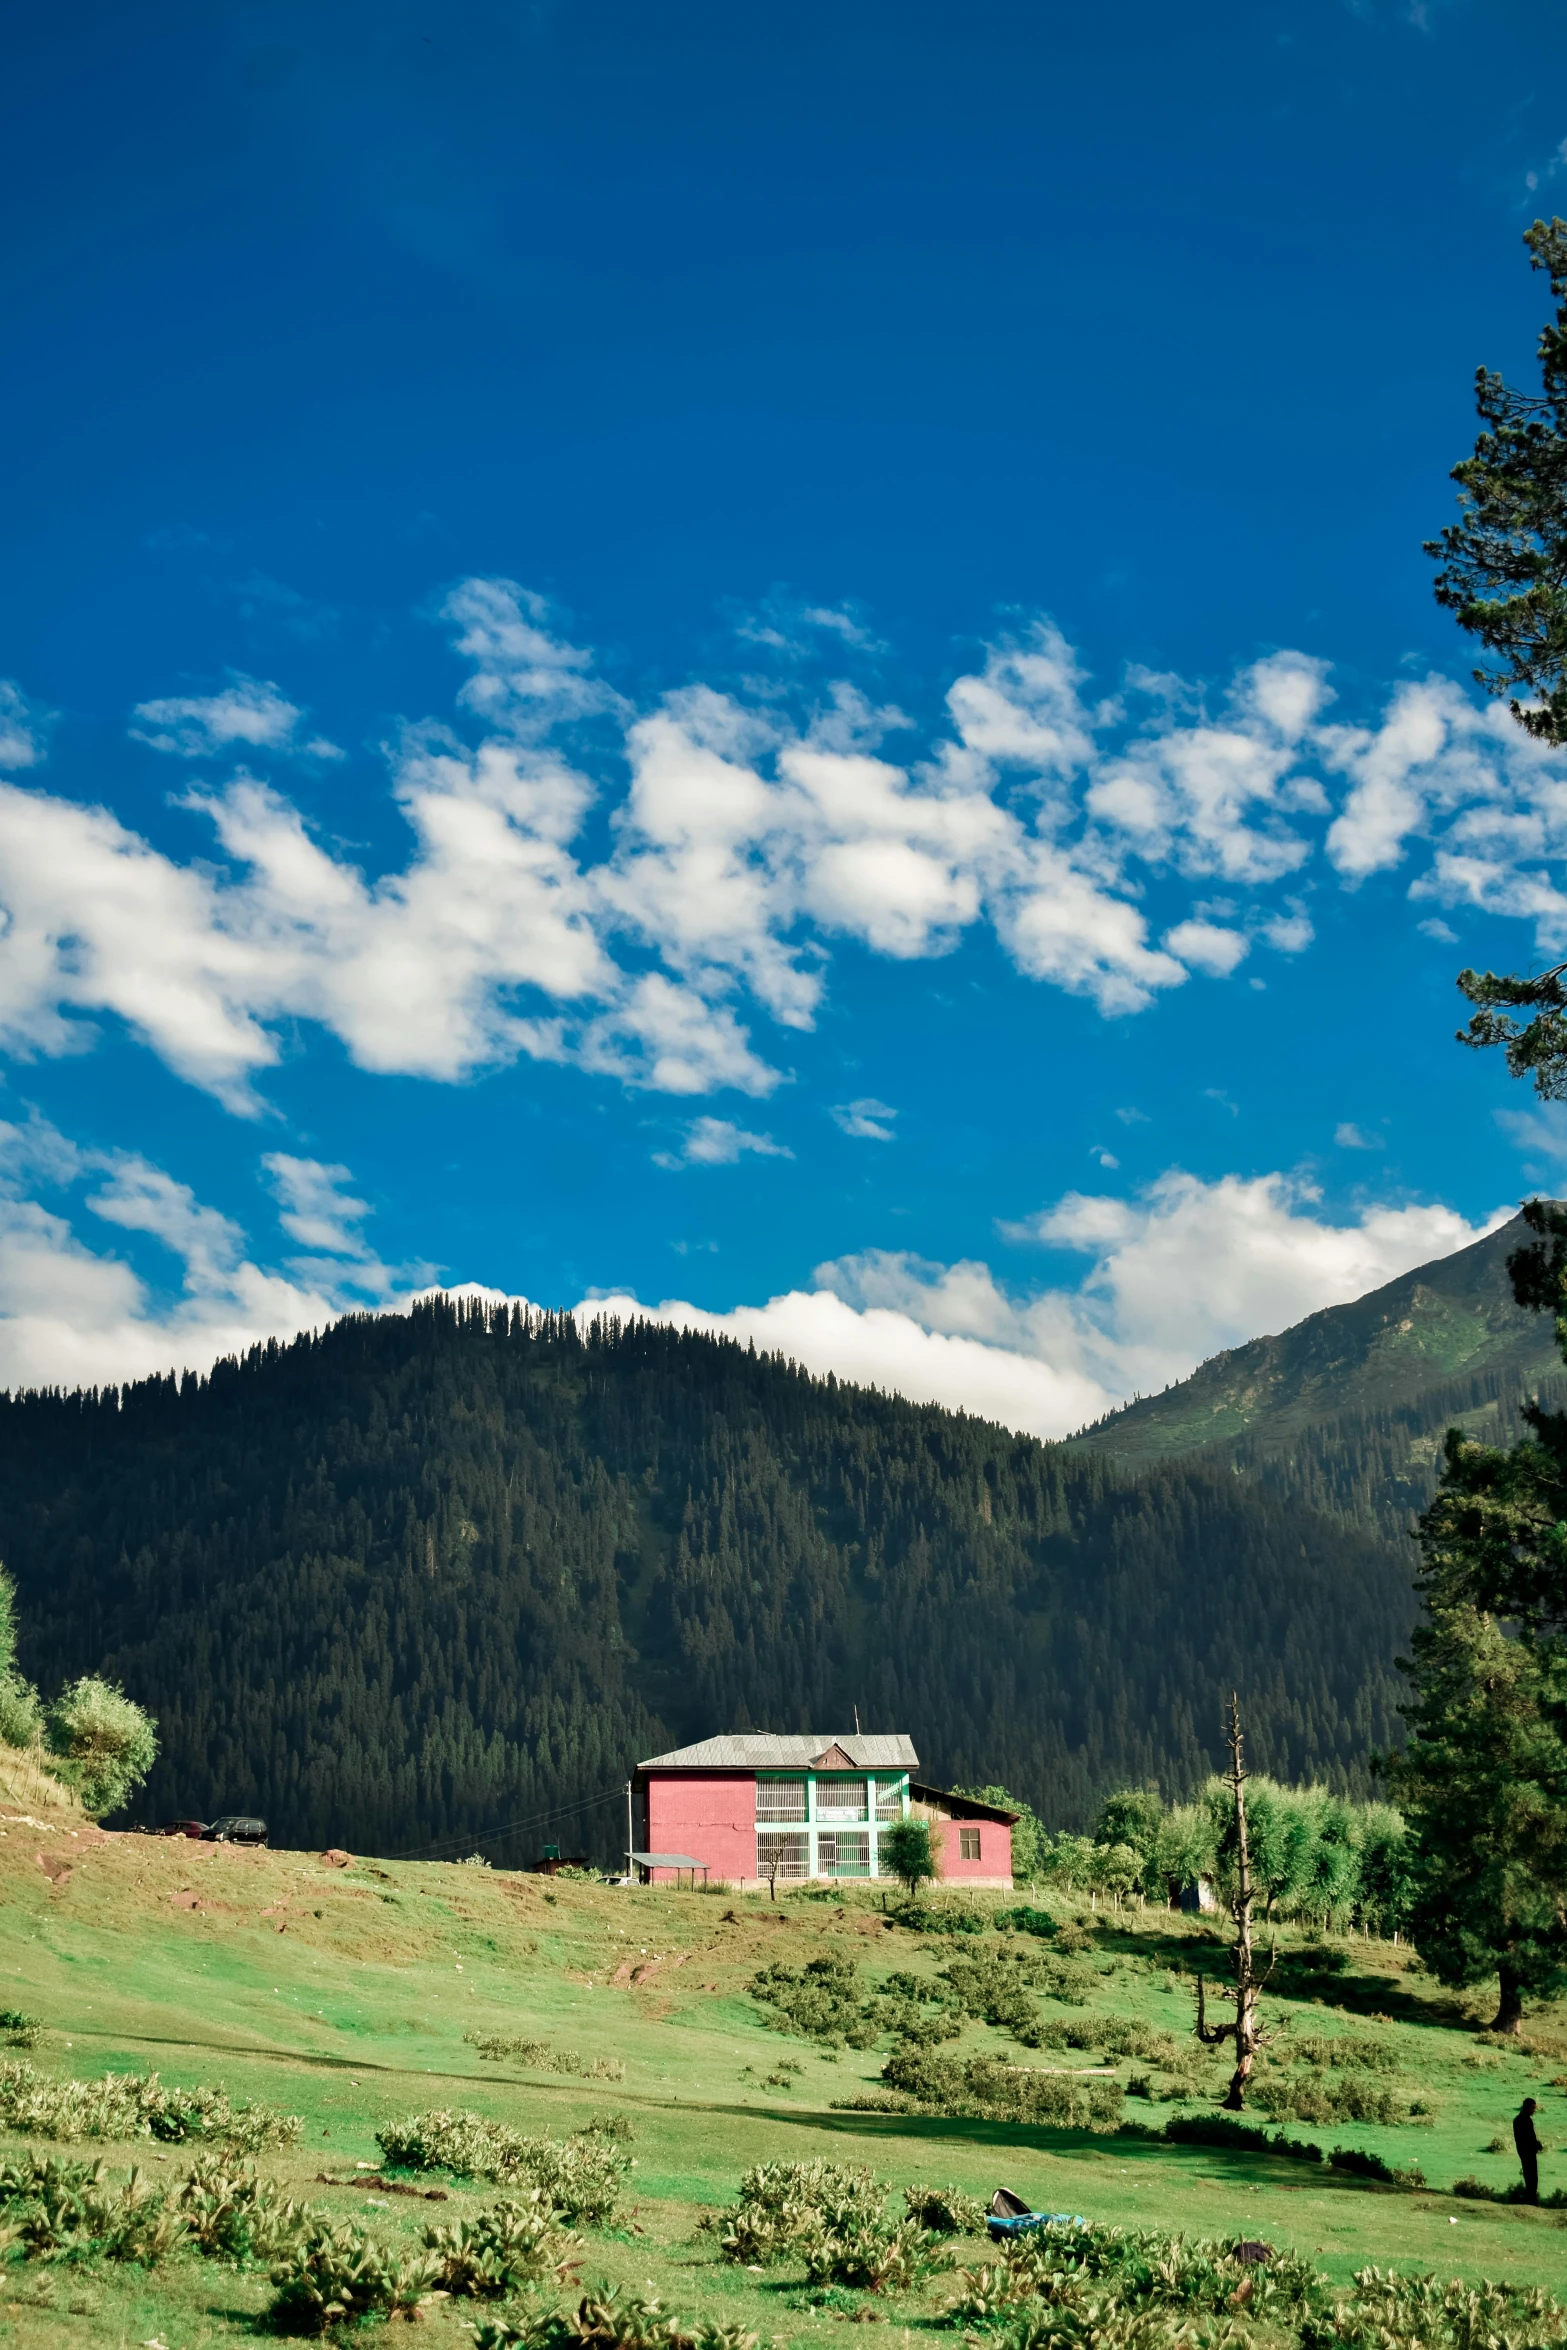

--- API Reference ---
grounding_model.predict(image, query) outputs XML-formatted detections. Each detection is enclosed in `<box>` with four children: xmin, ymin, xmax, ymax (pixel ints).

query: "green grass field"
<box><xmin>3</xmin><ymin>1797</ymin><xmax>1567</xmax><ymax>2346</ymax></box>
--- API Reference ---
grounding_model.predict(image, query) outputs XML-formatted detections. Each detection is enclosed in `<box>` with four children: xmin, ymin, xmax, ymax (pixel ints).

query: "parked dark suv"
<box><xmin>202</xmin><ymin>1816</ymin><xmax>268</xmax><ymax>1846</ymax></box>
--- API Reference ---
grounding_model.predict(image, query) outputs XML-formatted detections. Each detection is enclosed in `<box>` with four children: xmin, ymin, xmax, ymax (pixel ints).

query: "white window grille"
<box><xmin>756</xmin><ymin>1830</ymin><xmax>809</xmax><ymax>1879</ymax></box>
<box><xmin>818</xmin><ymin>1830</ymin><xmax>870</xmax><ymax>1877</ymax></box>
<box><xmin>756</xmin><ymin>1778</ymin><xmax>806</xmax><ymax>1822</ymax></box>
<box><xmin>815</xmin><ymin>1774</ymin><xmax>868</xmax><ymax>1821</ymax></box>
<box><xmin>874</xmin><ymin>1779</ymin><xmax>903</xmax><ymax>1820</ymax></box>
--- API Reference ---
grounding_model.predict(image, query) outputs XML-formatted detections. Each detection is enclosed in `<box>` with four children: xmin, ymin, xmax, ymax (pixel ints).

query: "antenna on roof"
<box><xmin>854</xmin><ymin>1705</ymin><xmax>862</xmax><ymax>1735</ymax></box>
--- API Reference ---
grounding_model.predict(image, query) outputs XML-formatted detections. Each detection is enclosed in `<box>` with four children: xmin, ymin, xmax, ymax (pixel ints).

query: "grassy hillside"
<box><xmin>1076</xmin><ymin>1208</ymin><xmax>1567</xmax><ymax>1541</ymax></box>
<box><xmin>4</xmin><ymin>1814</ymin><xmax>1567</xmax><ymax>2346</ymax></box>
<box><xmin>0</xmin><ymin>1303</ymin><xmax>1424</xmax><ymax>1845</ymax></box>
<box><xmin>1078</xmin><ymin>1211</ymin><xmax>1560</xmax><ymax>1470</ymax></box>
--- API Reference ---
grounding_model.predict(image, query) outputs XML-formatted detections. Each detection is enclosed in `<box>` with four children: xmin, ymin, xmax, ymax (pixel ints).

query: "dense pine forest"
<box><xmin>0</xmin><ymin>1299</ymin><xmax>1418</xmax><ymax>1861</ymax></box>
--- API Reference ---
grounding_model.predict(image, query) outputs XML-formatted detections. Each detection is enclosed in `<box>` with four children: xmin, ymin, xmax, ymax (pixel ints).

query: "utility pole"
<box><xmin>625</xmin><ymin>1779</ymin><xmax>633</xmax><ymax>1881</ymax></box>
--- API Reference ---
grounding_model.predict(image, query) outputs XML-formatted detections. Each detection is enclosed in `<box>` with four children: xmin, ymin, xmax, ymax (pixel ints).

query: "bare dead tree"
<box><xmin>763</xmin><ymin>1853</ymin><xmax>780</xmax><ymax>1907</ymax></box>
<box><xmin>1193</xmin><ymin>1693</ymin><xmax>1275</xmax><ymax>2110</ymax></box>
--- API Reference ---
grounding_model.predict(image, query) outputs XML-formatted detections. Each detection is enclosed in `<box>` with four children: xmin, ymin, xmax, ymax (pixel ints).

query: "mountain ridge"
<box><xmin>1073</xmin><ymin>1207</ymin><xmax>1563</xmax><ymax>1481</ymax></box>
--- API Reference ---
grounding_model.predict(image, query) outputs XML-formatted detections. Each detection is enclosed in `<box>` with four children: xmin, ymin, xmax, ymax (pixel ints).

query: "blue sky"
<box><xmin>4</xmin><ymin>0</ymin><xmax>1567</xmax><ymax>1428</ymax></box>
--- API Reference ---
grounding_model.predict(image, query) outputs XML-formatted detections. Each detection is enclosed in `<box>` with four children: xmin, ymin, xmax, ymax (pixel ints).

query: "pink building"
<box><xmin>632</xmin><ymin>1732</ymin><xmax>1016</xmax><ymax>1888</ymax></box>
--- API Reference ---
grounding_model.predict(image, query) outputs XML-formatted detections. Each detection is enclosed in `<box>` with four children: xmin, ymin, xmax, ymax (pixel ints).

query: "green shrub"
<box><xmin>266</xmin><ymin>2218</ymin><xmax>439</xmax><ymax>2334</ymax></box>
<box><xmin>903</xmin><ymin>2183</ymin><xmax>988</xmax><ymax>2236</ymax></box>
<box><xmin>376</xmin><ymin>2114</ymin><xmax>630</xmax><ymax>2223</ymax></box>
<box><xmin>466</xmin><ymin>2035</ymin><xmax>627</xmax><ymax>2081</ymax></box>
<box><xmin>951</xmin><ymin>2217</ymin><xmax>1325</xmax><ymax>2337</ymax></box>
<box><xmin>474</xmin><ymin>2285</ymin><xmax>764</xmax><ymax>2350</ymax></box>
<box><xmin>882</xmin><ymin>2049</ymin><xmax>1122</xmax><ymax>2129</ymax></box>
<box><xmin>0</xmin><ymin>2155</ymin><xmax>184</xmax><ymax>2267</ymax></box>
<box><xmin>1297</xmin><ymin>2266</ymin><xmax>1567</xmax><ymax>2350</ymax></box>
<box><xmin>994</xmin><ymin>1906</ymin><xmax>1058</xmax><ymax>1938</ymax></box>
<box><xmin>1161</xmin><ymin>2113</ymin><xmax>1322</xmax><ymax>2163</ymax></box>
<box><xmin>176</xmin><ymin>2152</ymin><xmax>315</xmax><ymax>2264</ymax></box>
<box><xmin>748</xmin><ymin>1953</ymin><xmax>880</xmax><ymax>2046</ymax></box>
<box><xmin>1251</xmin><ymin>2072</ymin><xmax>1403</xmax><ymax>2127</ymax></box>
<box><xmin>43</xmin><ymin>1676</ymin><xmax>157</xmax><ymax>1817</ymax></box>
<box><xmin>0</xmin><ymin>2060</ymin><xmax>300</xmax><ymax>2148</ymax></box>
<box><xmin>423</xmin><ymin>2191</ymin><xmax>580</xmax><ymax>2298</ymax></box>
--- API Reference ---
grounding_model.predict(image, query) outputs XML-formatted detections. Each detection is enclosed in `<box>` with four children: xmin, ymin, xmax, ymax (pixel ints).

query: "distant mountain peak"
<box><xmin>1076</xmin><ymin>1207</ymin><xmax>1561</xmax><ymax>1472</ymax></box>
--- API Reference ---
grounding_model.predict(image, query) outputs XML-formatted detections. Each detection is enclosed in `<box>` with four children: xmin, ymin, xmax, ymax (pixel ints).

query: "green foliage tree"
<box><xmin>1355</xmin><ymin>1802</ymin><xmax>1415</xmax><ymax>1938</ymax></box>
<box><xmin>1152</xmin><ymin>1802</ymin><xmax>1213</xmax><ymax>1903</ymax></box>
<box><xmin>0</xmin><ymin>1568</ymin><xmax>41</xmax><ymax>1751</ymax></box>
<box><xmin>45</xmin><ymin>1677</ymin><xmax>158</xmax><ymax>1818</ymax></box>
<box><xmin>1390</xmin><ymin>1599</ymin><xmax>1567</xmax><ymax>2031</ymax></box>
<box><xmin>879</xmin><ymin>1818</ymin><xmax>936</xmax><ymax>1900</ymax></box>
<box><xmin>1429</xmin><ymin>217</ymin><xmax>1567</xmax><ymax>746</ymax></box>
<box><xmin>1427</xmin><ymin>220</ymin><xmax>1567</xmax><ymax>1093</ymax></box>
<box><xmin>1093</xmin><ymin>1784</ymin><xmax>1164</xmax><ymax>1897</ymax></box>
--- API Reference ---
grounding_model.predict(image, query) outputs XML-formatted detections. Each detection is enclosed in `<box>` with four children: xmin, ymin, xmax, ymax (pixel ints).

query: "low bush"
<box><xmin>882</xmin><ymin>2049</ymin><xmax>1122</xmax><ymax>2129</ymax></box>
<box><xmin>903</xmin><ymin>2183</ymin><xmax>988</xmax><ymax>2236</ymax></box>
<box><xmin>0</xmin><ymin>2153</ymin><xmax>185</xmax><ymax>2266</ymax></box>
<box><xmin>1327</xmin><ymin>2147</ymin><xmax>1425</xmax><ymax>2188</ymax></box>
<box><xmin>376</xmin><ymin>2114</ymin><xmax>631</xmax><ymax>2224</ymax></box>
<box><xmin>748</xmin><ymin>1953</ymin><xmax>880</xmax><ymax>2046</ymax></box>
<box><xmin>1250</xmin><ymin>2072</ymin><xmax>1404</xmax><ymax>2127</ymax></box>
<box><xmin>474</xmin><ymin>2284</ymin><xmax>762</xmax><ymax>2350</ymax></box>
<box><xmin>466</xmin><ymin>2034</ymin><xmax>627</xmax><ymax>2081</ymax></box>
<box><xmin>706</xmin><ymin>2158</ymin><xmax>948</xmax><ymax>2293</ymax></box>
<box><xmin>1297</xmin><ymin>2266</ymin><xmax>1567</xmax><ymax>2349</ymax></box>
<box><xmin>1161</xmin><ymin>2114</ymin><xmax>1322</xmax><ymax>2163</ymax></box>
<box><xmin>423</xmin><ymin>2191</ymin><xmax>581</xmax><ymax>2299</ymax></box>
<box><xmin>994</xmin><ymin>1906</ymin><xmax>1058</xmax><ymax>1938</ymax></box>
<box><xmin>176</xmin><ymin>2152</ymin><xmax>315</xmax><ymax>2265</ymax></box>
<box><xmin>950</xmin><ymin>2216</ymin><xmax>1325</xmax><ymax>2338</ymax></box>
<box><xmin>0</xmin><ymin>2059</ymin><xmax>300</xmax><ymax>2149</ymax></box>
<box><xmin>266</xmin><ymin>2217</ymin><xmax>439</xmax><ymax>2334</ymax></box>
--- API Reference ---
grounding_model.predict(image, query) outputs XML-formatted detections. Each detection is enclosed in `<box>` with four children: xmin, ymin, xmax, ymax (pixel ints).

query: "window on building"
<box><xmin>756</xmin><ymin>1830</ymin><xmax>809</xmax><ymax>1879</ymax></box>
<box><xmin>818</xmin><ymin>1830</ymin><xmax>871</xmax><ymax>1877</ymax></box>
<box><xmin>959</xmin><ymin>1827</ymin><xmax>981</xmax><ymax>1861</ymax></box>
<box><xmin>874</xmin><ymin>1779</ymin><xmax>903</xmax><ymax>1820</ymax></box>
<box><xmin>815</xmin><ymin>1774</ymin><xmax>868</xmax><ymax>1820</ymax></box>
<box><xmin>756</xmin><ymin>1778</ymin><xmax>806</xmax><ymax>1822</ymax></box>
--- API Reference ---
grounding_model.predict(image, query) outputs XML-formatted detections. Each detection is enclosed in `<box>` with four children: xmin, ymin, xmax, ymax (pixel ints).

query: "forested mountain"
<box><xmin>0</xmin><ymin>1300</ymin><xmax>1416</xmax><ymax>1858</ymax></box>
<box><xmin>1077</xmin><ymin>1208</ymin><xmax>1565</xmax><ymax>1535</ymax></box>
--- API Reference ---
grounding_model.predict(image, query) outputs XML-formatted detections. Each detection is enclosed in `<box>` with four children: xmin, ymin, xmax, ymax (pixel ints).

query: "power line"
<box><xmin>388</xmin><ymin>1783</ymin><xmax>626</xmax><ymax>1863</ymax></box>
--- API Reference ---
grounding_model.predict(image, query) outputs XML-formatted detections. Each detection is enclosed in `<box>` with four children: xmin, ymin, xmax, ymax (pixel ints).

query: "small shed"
<box><xmin>629</xmin><ymin>1849</ymin><xmax>710</xmax><ymax>1888</ymax></box>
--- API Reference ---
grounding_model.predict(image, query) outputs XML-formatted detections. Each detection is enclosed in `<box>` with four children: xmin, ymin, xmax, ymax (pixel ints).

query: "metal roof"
<box><xmin>638</xmin><ymin>1733</ymin><xmax>918</xmax><ymax>1771</ymax></box>
<box><xmin>629</xmin><ymin>1851</ymin><xmax>709</xmax><ymax>1868</ymax></box>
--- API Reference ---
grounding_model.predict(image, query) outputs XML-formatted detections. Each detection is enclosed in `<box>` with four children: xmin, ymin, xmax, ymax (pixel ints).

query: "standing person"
<box><xmin>1514</xmin><ymin>2097</ymin><xmax>1542</xmax><ymax>2204</ymax></box>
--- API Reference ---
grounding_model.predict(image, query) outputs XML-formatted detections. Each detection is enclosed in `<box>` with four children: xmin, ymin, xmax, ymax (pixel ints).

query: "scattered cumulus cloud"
<box><xmin>653</xmin><ymin>1117</ymin><xmax>794</xmax><ymax>1169</ymax></box>
<box><xmin>0</xmin><ymin>1117</ymin><xmax>423</xmax><ymax>1391</ymax></box>
<box><xmin>0</xmin><ymin>1121</ymin><xmax>1508</xmax><ymax>1436</ymax></box>
<box><xmin>580</xmin><ymin>1170</ymin><xmax>1506</xmax><ymax>1439</ymax></box>
<box><xmin>831</xmin><ymin>1099</ymin><xmax>898</xmax><ymax>1141</ymax></box>
<box><xmin>1334</xmin><ymin>1123</ymin><xmax>1381</xmax><ymax>1151</ymax></box>
<box><xmin>0</xmin><ymin>584</ymin><xmax>1563</xmax><ymax>1118</ymax></box>
<box><xmin>130</xmin><ymin>672</ymin><xmax>342</xmax><ymax>761</ymax></box>
<box><xmin>0</xmin><ymin>683</ymin><xmax>48</xmax><ymax>773</ymax></box>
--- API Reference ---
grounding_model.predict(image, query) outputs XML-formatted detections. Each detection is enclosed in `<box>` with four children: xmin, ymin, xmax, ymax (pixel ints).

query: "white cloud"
<box><xmin>1</xmin><ymin>587</ymin><xmax>1564</xmax><ymax>1117</ymax></box>
<box><xmin>1334</xmin><ymin>1123</ymin><xmax>1381</xmax><ymax>1150</ymax></box>
<box><xmin>577</xmin><ymin>1170</ymin><xmax>1506</xmax><ymax>1440</ymax></box>
<box><xmin>0</xmin><ymin>1120</ymin><xmax>423</xmax><ymax>1391</ymax></box>
<box><xmin>1161</xmin><ymin>919</ymin><xmax>1250</xmax><ymax>977</ymax></box>
<box><xmin>130</xmin><ymin>672</ymin><xmax>340</xmax><ymax>761</ymax></box>
<box><xmin>653</xmin><ymin>1117</ymin><xmax>794</xmax><ymax>1169</ymax></box>
<box><xmin>1495</xmin><ymin>1103</ymin><xmax>1567</xmax><ymax>1171</ymax></box>
<box><xmin>0</xmin><ymin>682</ymin><xmax>47</xmax><ymax>773</ymax></box>
<box><xmin>831</xmin><ymin>1099</ymin><xmax>898</xmax><ymax>1141</ymax></box>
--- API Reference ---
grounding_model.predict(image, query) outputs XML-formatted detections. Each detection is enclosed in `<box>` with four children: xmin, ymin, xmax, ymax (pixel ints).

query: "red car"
<box><xmin>156</xmin><ymin>1820</ymin><xmax>208</xmax><ymax>1839</ymax></box>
